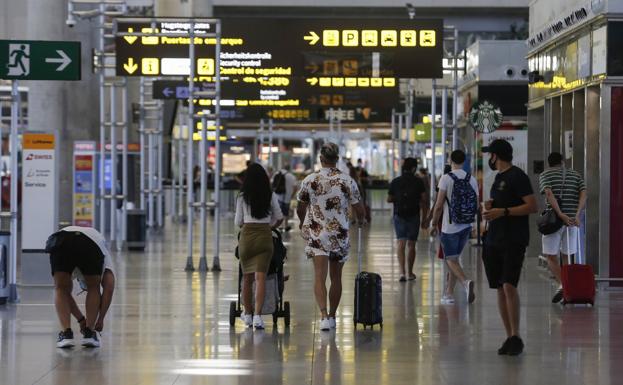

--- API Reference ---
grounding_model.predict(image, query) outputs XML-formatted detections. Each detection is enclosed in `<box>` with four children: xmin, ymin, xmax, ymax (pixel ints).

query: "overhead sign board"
<box><xmin>115</xmin><ymin>18</ymin><xmax>443</xmax><ymax>78</ymax></box>
<box><xmin>0</xmin><ymin>40</ymin><xmax>81</xmax><ymax>81</ymax></box>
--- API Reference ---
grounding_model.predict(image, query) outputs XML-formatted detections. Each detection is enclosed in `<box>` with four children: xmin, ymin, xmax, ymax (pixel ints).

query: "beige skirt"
<box><xmin>238</xmin><ymin>223</ymin><xmax>274</xmax><ymax>274</ymax></box>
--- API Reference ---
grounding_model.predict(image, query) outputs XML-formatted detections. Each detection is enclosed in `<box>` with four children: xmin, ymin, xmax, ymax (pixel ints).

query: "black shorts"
<box><xmin>482</xmin><ymin>244</ymin><xmax>526</xmax><ymax>289</ymax></box>
<box><xmin>49</xmin><ymin>232</ymin><xmax>104</xmax><ymax>276</ymax></box>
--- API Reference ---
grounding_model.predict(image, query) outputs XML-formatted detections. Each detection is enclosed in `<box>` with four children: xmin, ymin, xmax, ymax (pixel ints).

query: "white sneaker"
<box><xmin>81</xmin><ymin>328</ymin><xmax>100</xmax><ymax>348</ymax></box>
<box><xmin>241</xmin><ymin>313</ymin><xmax>253</xmax><ymax>327</ymax></box>
<box><xmin>329</xmin><ymin>317</ymin><xmax>336</xmax><ymax>329</ymax></box>
<box><xmin>440</xmin><ymin>295</ymin><xmax>455</xmax><ymax>305</ymax></box>
<box><xmin>319</xmin><ymin>318</ymin><xmax>331</xmax><ymax>331</ymax></box>
<box><xmin>465</xmin><ymin>280</ymin><xmax>475</xmax><ymax>304</ymax></box>
<box><xmin>253</xmin><ymin>315</ymin><xmax>264</xmax><ymax>330</ymax></box>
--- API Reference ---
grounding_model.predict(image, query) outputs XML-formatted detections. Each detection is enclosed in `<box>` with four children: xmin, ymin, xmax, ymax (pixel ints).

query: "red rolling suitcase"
<box><xmin>561</xmin><ymin>227</ymin><xmax>595</xmax><ymax>306</ymax></box>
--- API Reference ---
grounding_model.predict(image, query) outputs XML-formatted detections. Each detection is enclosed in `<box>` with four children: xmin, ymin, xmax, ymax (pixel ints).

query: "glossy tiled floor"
<box><xmin>1</xmin><ymin>212</ymin><xmax>622</xmax><ymax>385</ymax></box>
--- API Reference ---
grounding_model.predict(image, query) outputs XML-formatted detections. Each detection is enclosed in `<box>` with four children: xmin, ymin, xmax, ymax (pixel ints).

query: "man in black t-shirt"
<box><xmin>482</xmin><ymin>139</ymin><xmax>537</xmax><ymax>356</ymax></box>
<box><xmin>388</xmin><ymin>158</ymin><xmax>428</xmax><ymax>282</ymax></box>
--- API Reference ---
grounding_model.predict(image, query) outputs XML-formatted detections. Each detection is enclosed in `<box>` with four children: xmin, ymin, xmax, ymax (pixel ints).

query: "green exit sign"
<box><xmin>0</xmin><ymin>40</ymin><xmax>81</xmax><ymax>81</ymax></box>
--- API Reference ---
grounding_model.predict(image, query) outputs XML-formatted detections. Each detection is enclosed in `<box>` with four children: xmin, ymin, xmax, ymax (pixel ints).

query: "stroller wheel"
<box><xmin>284</xmin><ymin>301</ymin><xmax>291</xmax><ymax>327</ymax></box>
<box><xmin>229</xmin><ymin>301</ymin><xmax>237</xmax><ymax>326</ymax></box>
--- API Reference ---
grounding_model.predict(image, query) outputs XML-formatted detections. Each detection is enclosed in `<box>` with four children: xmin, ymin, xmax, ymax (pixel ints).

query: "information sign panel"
<box><xmin>115</xmin><ymin>18</ymin><xmax>443</xmax><ymax>78</ymax></box>
<box><xmin>73</xmin><ymin>141</ymin><xmax>97</xmax><ymax>227</ymax></box>
<box><xmin>22</xmin><ymin>133</ymin><xmax>57</xmax><ymax>249</ymax></box>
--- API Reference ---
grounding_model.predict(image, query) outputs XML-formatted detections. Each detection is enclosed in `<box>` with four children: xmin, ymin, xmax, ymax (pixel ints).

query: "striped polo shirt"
<box><xmin>538</xmin><ymin>167</ymin><xmax>586</xmax><ymax>216</ymax></box>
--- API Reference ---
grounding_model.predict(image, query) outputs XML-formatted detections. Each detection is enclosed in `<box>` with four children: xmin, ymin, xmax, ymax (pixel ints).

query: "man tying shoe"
<box><xmin>46</xmin><ymin>226</ymin><xmax>115</xmax><ymax>348</ymax></box>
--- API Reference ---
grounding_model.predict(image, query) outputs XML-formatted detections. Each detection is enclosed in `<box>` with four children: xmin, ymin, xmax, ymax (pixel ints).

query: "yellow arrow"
<box><xmin>306</xmin><ymin>77</ymin><xmax>318</xmax><ymax>86</ymax></box>
<box><xmin>123</xmin><ymin>58</ymin><xmax>138</xmax><ymax>74</ymax></box>
<box><xmin>304</xmin><ymin>31</ymin><xmax>320</xmax><ymax>45</ymax></box>
<box><xmin>124</xmin><ymin>28</ymin><xmax>138</xmax><ymax>44</ymax></box>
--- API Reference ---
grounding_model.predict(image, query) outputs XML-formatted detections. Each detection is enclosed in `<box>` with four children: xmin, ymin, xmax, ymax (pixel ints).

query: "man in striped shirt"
<box><xmin>538</xmin><ymin>152</ymin><xmax>587</xmax><ymax>303</ymax></box>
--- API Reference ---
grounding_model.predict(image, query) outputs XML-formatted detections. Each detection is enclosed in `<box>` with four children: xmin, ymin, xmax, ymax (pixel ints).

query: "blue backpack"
<box><xmin>445</xmin><ymin>172</ymin><xmax>478</xmax><ymax>224</ymax></box>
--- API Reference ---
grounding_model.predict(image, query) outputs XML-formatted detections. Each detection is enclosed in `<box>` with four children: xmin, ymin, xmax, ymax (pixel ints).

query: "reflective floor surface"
<box><xmin>1</xmin><ymin>212</ymin><xmax>622</xmax><ymax>385</ymax></box>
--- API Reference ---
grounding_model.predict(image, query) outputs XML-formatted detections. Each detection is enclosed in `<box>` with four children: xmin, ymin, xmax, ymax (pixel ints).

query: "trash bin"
<box><xmin>0</xmin><ymin>231</ymin><xmax>10</xmax><ymax>305</ymax></box>
<box><xmin>127</xmin><ymin>210</ymin><xmax>146</xmax><ymax>251</ymax></box>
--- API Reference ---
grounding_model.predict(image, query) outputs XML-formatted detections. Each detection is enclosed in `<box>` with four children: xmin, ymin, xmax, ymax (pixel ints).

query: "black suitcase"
<box><xmin>354</xmin><ymin>227</ymin><xmax>383</xmax><ymax>329</ymax></box>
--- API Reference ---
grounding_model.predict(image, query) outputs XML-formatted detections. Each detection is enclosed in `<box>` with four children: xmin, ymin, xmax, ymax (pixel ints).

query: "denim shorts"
<box><xmin>393</xmin><ymin>215</ymin><xmax>420</xmax><ymax>241</ymax></box>
<box><xmin>440</xmin><ymin>227</ymin><xmax>471</xmax><ymax>260</ymax></box>
<box><xmin>278</xmin><ymin>201</ymin><xmax>290</xmax><ymax>217</ymax></box>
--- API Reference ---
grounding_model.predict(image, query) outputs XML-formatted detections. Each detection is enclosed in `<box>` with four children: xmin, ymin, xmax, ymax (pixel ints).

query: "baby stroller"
<box><xmin>229</xmin><ymin>228</ymin><xmax>291</xmax><ymax>327</ymax></box>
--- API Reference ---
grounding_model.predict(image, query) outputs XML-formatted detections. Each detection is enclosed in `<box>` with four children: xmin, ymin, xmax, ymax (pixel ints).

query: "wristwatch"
<box><xmin>504</xmin><ymin>207</ymin><xmax>510</xmax><ymax>217</ymax></box>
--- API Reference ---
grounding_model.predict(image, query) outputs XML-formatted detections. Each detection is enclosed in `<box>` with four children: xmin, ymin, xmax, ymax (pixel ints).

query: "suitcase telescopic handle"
<box><xmin>357</xmin><ymin>225</ymin><xmax>363</xmax><ymax>275</ymax></box>
<box><xmin>566</xmin><ymin>225</ymin><xmax>583</xmax><ymax>265</ymax></box>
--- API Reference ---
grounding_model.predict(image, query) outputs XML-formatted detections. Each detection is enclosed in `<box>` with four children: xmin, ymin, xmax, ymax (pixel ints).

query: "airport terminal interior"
<box><xmin>2</xmin><ymin>0</ymin><xmax>623</xmax><ymax>384</ymax></box>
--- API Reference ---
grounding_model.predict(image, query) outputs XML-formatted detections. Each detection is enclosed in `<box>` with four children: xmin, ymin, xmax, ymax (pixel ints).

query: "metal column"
<box><xmin>197</xmin><ymin>115</ymin><xmax>208</xmax><ymax>272</ymax></box>
<box><xmin>184</xmin><ymin>23</ymin><xmax>196</xmax><ymax>271</ymax></box>
<box><xmin>212</xmin><ymin>22</ymin><xmax>223</xmax><ymax>272</ymax></box>
<box><xmin>139</xmin><ymin>78</ymin><xmax>146</xmax><ymax>212</ymax></box>
<box><xmin>430</xmin><ymin>79</ymin><xmax>437</xmax><ymax>204</ymax></box>
<box><xmin>391</xmin><ymin>109</ymin><xmax>396</xmax><ymax>180</ymax></box>
<box><xmin>268</xmin><ymin>119</ymin><xmax>274</xmax><ymax>169</ymax></box>
<box><xmin>157</xmin><ymin>104</ymin><xmax>164</xmax><ymax>228</ymax></box>
<box><xmin>98</xmin><ymin>2</ymin><xmax>106</xmax><ymax>234</ymax></box>
<box><xmin>110</xmin><ymin>84</ymin><xmax>118</xmax><ymax>246</ymax></box>
<box><xmin>441</xmin><ymin>88</ymin><xmax>448</xmax><ymax>166</ymax></box>
<box><xmin>398</xmin><ymin>111</ymin><xmax>404</xmax><ymax>160</ymax></box>
<box><xmin>121</xmin><ymin>81</ymin><xmax>128</xmax><ymax>244</ymax></box>
<box><xmin>452</xmin><ymin>28</ymin><xmax>459</xmax><ymax>151</ymax></box>
<box><xmin>8</xmin><ymin>81</ymin><xmax>19</xmax><ymax>302</ymax></box>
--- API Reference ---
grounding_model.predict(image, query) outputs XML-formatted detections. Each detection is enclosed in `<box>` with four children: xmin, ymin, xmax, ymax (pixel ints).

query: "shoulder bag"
<box><xmin>537</xmin><ymin>168</ymin><xmax>566</xmax><ymax>235</ymax></box>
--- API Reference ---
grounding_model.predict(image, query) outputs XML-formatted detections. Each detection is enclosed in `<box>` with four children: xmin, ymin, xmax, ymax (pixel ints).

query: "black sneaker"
<box><xmin>56</xmin><ymin>328</ymin><xmax>75</xmax><ymax>348</ymax></box>
<box><xmin>506</xmin><ymin>335</ymin><xmax>524</xmax><ymax>356</ymax></box>
<box><xmin>552</xmin><ymin>288</ymin><xmax>564</xmax><ymax>303</ymax></box>
<box><xmin>81</xmin><ymin>328</ymin><xmax>100</xmax><ymax>348</ymax></box>
<box><xmin>497</xmin><ymin>337</ymin><xmax>511</xmax><ymax>355</ymax></box>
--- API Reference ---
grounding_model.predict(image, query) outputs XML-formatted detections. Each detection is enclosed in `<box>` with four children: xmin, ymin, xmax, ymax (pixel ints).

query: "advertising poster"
<box><xmin>482</xmin><ymin>130</ymin><xmax>528</xmax><ymax>202</ymax></box>
<box><xmin>73</xmin><ymin>142</ymin><xmax>96</xmax><ymax>227</ymax></box>
<box><xmin>22</xmin><ymin>133</ymin><xmax>56</xmax><ymax>249</ymax></box>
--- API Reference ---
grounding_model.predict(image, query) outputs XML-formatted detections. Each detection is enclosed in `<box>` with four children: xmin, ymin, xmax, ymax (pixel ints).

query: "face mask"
<box><xmin>488</xmin><ymin>155</ymin><xmax>497</xmax><ymax>171</ymax></box>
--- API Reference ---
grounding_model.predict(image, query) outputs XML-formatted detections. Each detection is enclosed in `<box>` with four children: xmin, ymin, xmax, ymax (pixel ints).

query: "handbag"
<box><xmin>537</xmin><ymin>168</ymin><xmax>566</xmax><ymax>235</ymax></box>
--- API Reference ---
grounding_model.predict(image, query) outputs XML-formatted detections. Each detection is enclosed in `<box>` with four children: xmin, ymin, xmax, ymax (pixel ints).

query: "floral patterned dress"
<box><xmin>297</xmin><ymin>167</ymin><xmax>361</xmax><ymax>261</ymax></box>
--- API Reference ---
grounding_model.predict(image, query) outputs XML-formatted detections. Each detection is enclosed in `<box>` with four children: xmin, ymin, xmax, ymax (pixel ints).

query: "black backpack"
<box><xmin>395</xmin><ymin>176</ymin><xmax>421</xmax><ymax>218</ymax></box>
<box><xmin>272</xmin><ymin>172</ymin><xmax>286</xmax><ymax>194</ymax></box>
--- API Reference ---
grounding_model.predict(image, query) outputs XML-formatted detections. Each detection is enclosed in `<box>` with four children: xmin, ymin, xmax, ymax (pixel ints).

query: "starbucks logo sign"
<box><xmin>469</xmin><ymin>100</ymin><xmax>503</xmax><ymax>133</ymax></box>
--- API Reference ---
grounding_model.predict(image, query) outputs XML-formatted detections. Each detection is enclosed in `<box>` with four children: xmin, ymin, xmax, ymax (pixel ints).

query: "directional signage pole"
<box><xmin>212</xmin><ymin>21</ymin><xmax>223</xmax><ymax>272</ymax></box>
<box><xmin>185</xmin><ymin>24</ymin><xmax>197</xmax><ymax>272</ymax></box>
<box><xmin>0</xmin><ymin>40</ymin><xmax>81</xmax><ymax>81</ymax></box>
<box><xmin>8</xmin><ymin>81</ymin><xmax>19</xmax><ymax>302</ymax></box>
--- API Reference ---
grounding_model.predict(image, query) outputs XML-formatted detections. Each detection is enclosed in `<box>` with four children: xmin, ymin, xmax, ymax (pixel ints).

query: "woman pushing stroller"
<box><xmin>234</xmin><ymin>163</ymin><xmax>284</xmax><ymax>329</ymax></box>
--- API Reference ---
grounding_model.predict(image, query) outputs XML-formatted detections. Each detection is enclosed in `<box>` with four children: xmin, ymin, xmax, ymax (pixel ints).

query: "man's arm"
<box><xmin>352</xmin><ymin>201</ymin><xmax>366</xmax><ymax>224</ymax></box>
<box><xmin>575</xmin><ymin>189</ymin><xmax>587</xmax><ymax>225</ymax></box>
<box><xmin>429</xmin><ymin>189</ymin><xmax>446</xmax><ymax>229</ymax></box>
<box><xmin>483</xmin><ymin>194</ymin><xmax>538</xmax><ymax>220</ymax></box>
<box><xmin>95</xmin><ymin>270</ymin><xmax>115</xmax><ymax>332</ymax></box>
<box><xmin>69</xmin><ymin>295</ymin><xmax>86</xmax><ymax>332</ymax></box>
<box><xmin>297</xmin><ymin>201</ymin><xmax>308</xmax><ymax>229</ymax></box>
<box><xmin>544</xmin><ymin>187</ymin><xmax>572</xmax><ymax>225</ymax></box>
<box><xmin>420</xmin><ymin>190</ymin><xmax>431</xmax><ymax>228</ymax></box>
